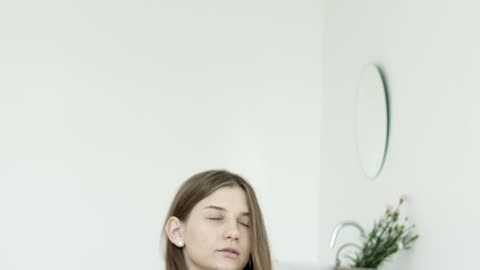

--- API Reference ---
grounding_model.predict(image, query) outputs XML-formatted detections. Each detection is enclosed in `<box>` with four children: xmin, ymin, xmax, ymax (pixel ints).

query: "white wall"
<box><xmin>321</xmin><ymin>1</ymin><xmax>480</xmax><ymax>269</ymax></box>
<box><xmin>0</xmin><ymin>1</ymin><xmax>323</xmax><ymax>269</ymax></box>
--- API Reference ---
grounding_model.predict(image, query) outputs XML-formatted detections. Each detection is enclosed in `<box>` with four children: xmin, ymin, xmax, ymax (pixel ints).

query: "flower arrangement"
<box><xmin>347</xmin><ymin>195</ymin><xmax>419</xmax><ymax>269</ymax></box>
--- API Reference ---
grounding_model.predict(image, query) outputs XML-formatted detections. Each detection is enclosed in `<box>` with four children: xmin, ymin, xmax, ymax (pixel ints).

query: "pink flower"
<box><xmin>400</xmin><ymin>194</ymin><xmax>408</xmax><ymax>202</ymax></box>
<box><xmin>386</xmin><ymin>204</ymin><xmax>393</xmax><ymax>212</ymax></box>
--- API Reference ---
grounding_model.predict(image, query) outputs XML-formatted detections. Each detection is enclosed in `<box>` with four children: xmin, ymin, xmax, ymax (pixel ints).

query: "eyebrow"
<box><xmin>203</xmin><ymin>205</ymin><xmax>250</xmax><ymax>216</ymax></box>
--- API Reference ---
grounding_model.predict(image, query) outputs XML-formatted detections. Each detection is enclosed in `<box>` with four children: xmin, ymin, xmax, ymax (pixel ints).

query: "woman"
<box><xmin>163</xmin><ymin>170</ymin><xmax>272</xmax><ymax>270</ymax></box>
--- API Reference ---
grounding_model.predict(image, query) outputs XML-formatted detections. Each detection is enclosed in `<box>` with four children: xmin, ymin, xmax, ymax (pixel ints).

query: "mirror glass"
<box><xmin>355</xmin><ymin>64</ymin><xmax>389</xmax><ymax>179</ymax></box>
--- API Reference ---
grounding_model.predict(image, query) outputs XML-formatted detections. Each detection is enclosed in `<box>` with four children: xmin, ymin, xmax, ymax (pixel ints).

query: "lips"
<box><xmin>218</xmin><ymin>247</ymin><xmax>240</xmax><ymax>256</ymax></box>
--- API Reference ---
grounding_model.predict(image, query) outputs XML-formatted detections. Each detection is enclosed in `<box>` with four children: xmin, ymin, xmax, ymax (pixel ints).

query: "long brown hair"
<box><xmin>162</xmin><ymin>170</ymin><xmax>272</xmax><ymax>270</ymax></box>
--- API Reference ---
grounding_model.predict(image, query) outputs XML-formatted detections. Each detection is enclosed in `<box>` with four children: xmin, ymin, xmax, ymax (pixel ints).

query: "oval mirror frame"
<box><xmin>355</xmin><ymin>64</ymin><xmax>390</xmax><ymax>179</ymax></box>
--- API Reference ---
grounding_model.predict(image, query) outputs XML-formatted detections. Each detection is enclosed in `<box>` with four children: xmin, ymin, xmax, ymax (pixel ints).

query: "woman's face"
<box><xmin>182</xmin><ymin>186</ymin><xmax>251</xmax><ymax>270</ymax></box>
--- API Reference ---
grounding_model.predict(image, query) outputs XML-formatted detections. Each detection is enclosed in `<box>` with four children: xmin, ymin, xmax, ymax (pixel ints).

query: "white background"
<box><xmin>0</xmin><ymin>1</ymin><xmax>323</xmax><ymax>269</ymax></box>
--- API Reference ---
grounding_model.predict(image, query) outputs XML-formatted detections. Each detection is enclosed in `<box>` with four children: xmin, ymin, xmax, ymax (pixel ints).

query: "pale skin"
<box><xmin>166</xmin><ymin>186</ymin><xmax>252</xmax><ymax>270</ymax></box>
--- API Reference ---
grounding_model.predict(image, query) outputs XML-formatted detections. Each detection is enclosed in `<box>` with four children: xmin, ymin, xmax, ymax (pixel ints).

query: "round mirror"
<box><xmin>355</xmin><ymin>64</ymin><xmax>389</xmax><ymax>179</ymax></box>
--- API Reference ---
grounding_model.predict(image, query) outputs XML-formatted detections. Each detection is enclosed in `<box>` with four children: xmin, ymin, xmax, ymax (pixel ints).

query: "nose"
<box><xmin>223</xmin><ymin>219</ymin><xmax>240</xmax><ymax>240</ymax></box>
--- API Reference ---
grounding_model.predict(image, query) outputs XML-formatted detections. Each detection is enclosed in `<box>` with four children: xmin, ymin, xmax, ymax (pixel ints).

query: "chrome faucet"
<box><xmin>330</xmin><ymin>221</ymin><xmax>366</xmax><ymax>268</ymax></box>
<box><xmin>335</xmin><ymin>243</ymin><xmax>361</xmax><ymax>267</ymax></box>
<box><xmin>329</xmin><ymin>220</ymin><xmax>365</xmax><ymax>248</ymax></box>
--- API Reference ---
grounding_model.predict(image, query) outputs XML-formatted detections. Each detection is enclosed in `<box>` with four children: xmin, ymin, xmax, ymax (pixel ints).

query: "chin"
<box><xmin>212</xmin><ymin>261</ymin><xmax>245</xmax><ymax>270</ymax></box>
